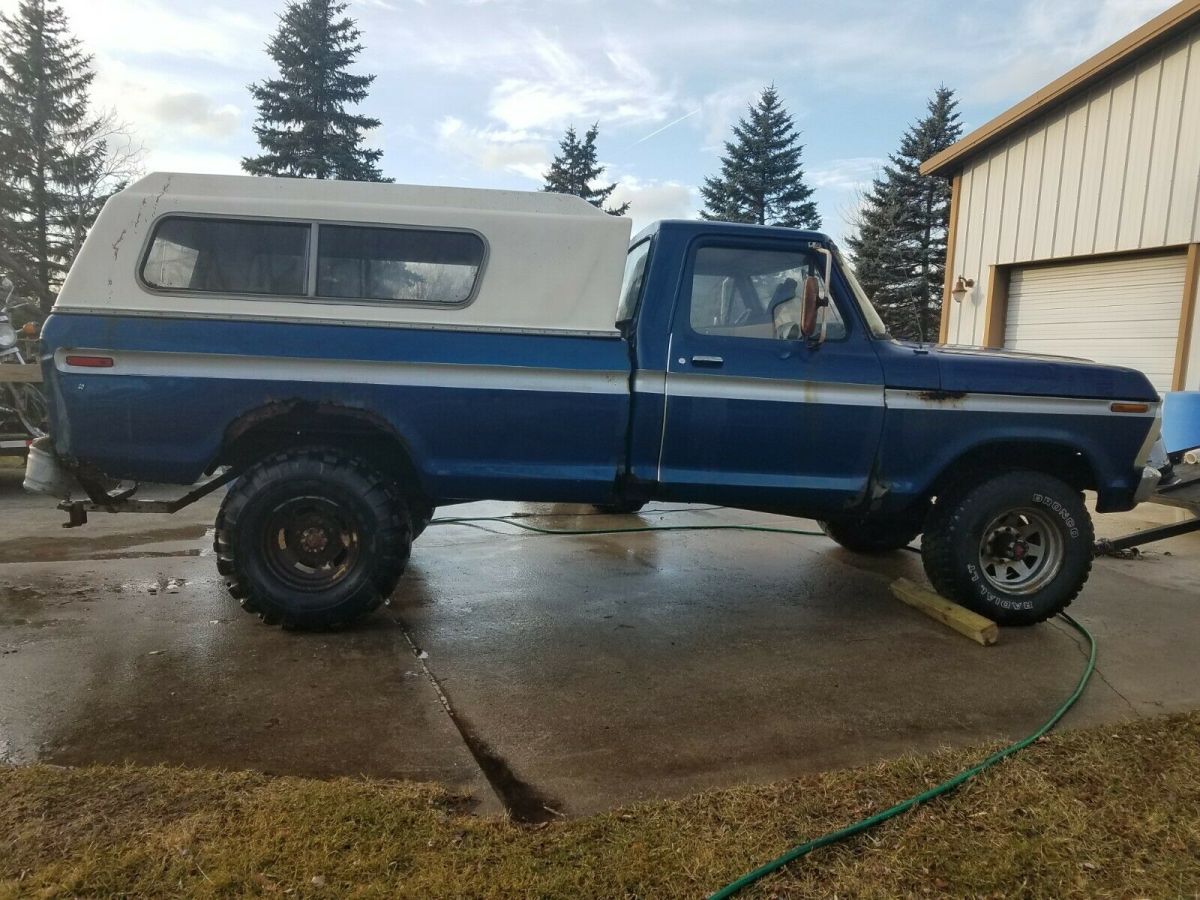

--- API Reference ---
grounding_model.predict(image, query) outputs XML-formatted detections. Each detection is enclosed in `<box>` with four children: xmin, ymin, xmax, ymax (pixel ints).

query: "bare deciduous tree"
<box><xmin>56</xmin><ymin>108</ymin><xmax>146</xmax><ymax>262</ymax></box>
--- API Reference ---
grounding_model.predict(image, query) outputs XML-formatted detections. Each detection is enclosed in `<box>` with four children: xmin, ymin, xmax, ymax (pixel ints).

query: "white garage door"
<box><xmin>1005</xmin><ymin>252</ymin><xmax>1186</xmax><ymax>392</ymax></box>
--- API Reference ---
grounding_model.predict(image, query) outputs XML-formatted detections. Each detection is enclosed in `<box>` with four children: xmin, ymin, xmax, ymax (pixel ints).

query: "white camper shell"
<box><xmin>59</xmin><ymin>173</ymin><xmax>633</xmax><ymax>335</ymax></box>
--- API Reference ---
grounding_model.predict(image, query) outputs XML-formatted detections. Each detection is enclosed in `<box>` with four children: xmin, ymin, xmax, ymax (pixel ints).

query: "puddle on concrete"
<box><xmin>0</xmin><ymin>581</ymin><xmax>93</xmax><ymax>627</ymax></box>
<box><xmin>89</xmin><ymin>549</ymin><xmax>202</xmax><ymax>561</ymax></box>
<box><xmin>0</xmin><ymin>524</ymin><xmax>209</xmax><ymax>564</ymax></box>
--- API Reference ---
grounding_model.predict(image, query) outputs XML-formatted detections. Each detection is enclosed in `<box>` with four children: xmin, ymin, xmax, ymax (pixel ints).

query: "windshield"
<box><xmin>835</xmin><ymin>246</ymin><xmax>889</xmax><ymax>339</ymax></box>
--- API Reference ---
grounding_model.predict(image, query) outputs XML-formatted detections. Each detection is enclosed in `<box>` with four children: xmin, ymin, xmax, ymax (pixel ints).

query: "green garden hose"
<box><xmin>428</xmin><ymin>514</ymin><xmax>1098</xmax><ymax>899</ymax></box>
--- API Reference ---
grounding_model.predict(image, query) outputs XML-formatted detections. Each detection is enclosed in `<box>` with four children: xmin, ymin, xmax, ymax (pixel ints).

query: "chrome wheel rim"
<box><xmin>978</xmin><ymin>507</ymin><xmax>1064</xmax><ymax>595</ymax></box>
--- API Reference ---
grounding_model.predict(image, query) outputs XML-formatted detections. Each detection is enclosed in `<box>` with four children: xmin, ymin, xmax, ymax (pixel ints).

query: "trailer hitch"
<box><xmin>57</xmin><ymin>468</ymin><xmax>239</xmax><ymax>528</ymax></box>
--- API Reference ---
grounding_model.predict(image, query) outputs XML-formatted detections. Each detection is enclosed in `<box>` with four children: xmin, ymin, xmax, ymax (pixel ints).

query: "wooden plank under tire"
<box><xmin>890</xmin><ymin>577</ymin><xmax>999</xmax><ymax>646</ymax></box>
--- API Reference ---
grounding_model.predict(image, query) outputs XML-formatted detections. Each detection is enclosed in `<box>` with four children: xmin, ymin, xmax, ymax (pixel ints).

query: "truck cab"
<box><xmin>25</xmin><ymin>174</ymin><xmax>1164</xmax><ymax>630</ymax></box>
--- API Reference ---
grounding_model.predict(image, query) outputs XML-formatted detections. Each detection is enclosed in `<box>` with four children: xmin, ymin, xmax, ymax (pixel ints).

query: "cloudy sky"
<box><xmin>10</xmin><ymin>0</ymin><xmax>1179</xmax><ymax>239</ymax></box>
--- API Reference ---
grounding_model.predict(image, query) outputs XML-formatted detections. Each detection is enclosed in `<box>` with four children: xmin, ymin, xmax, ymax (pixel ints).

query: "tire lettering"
<box><xmin>1032</xmin><ymin>493</ymin><xmax>1080</xmax><ymax>539</ymax></box>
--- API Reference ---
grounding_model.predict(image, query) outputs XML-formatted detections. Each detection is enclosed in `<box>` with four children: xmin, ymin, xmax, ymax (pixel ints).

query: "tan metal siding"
<box><xmin>1168</xmin><ymin>39</ymin><xmax>1200</xmax><ymax>243</ymax></box>
<box><xmin>1072</xmin><ymin>89</ymin><xmax>1111</xmax><ymax>256</ymax></box>
<box><xmin>943</xmin><ymin>24</ymin><xmax>1200</xmax><ymax>349</ymax></box>
<box><xmin>1033</xmin><ymin>114</ymin><xmax>1067</xmax><ymax>260</ymax></box>
<box><xmin>1054</xmin><ymin>104</ymin><xmax>1088</xmax><ymax>256</ymax></box>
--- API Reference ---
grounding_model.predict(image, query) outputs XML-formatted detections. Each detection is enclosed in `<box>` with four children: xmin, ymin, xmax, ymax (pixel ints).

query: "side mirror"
<box><xmin>801</xmin><ymin>274</ymin><xmax>823</xmax><ymax>339</ymax></box>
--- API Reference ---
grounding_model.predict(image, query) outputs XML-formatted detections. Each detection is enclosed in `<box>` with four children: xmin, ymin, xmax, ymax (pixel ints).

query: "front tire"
<box><xmin>922</xmin><ymin>469</ymin><xmax>1093</xmax><ymax>626</ymax></box>
<box><xmin>215</xmin><ymin>448</ymin><xmax>411</xmax><ymax>628</ymax></box>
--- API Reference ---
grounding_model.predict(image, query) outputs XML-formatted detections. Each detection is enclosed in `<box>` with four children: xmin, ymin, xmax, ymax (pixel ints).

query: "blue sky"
<box><xmin>20</xmin><ymin>0</ymin><xmax>1180</xmax><ymax>240</ymax></box>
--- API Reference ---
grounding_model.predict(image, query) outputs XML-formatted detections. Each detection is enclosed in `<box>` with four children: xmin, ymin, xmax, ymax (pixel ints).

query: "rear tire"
<box><xmin>820</xmin><ymin>518</ymin><xmax>921</xmax><ymax>553</ymax></box>
<box><xmin>215</xmin><ymin>448</ymin><xmax>411</xmax><ymax>628</ymax></box>
<box><xmin>921</xmin><ymin>469</ymin><xmax>1093</xmax><ymax>626</ymax></box>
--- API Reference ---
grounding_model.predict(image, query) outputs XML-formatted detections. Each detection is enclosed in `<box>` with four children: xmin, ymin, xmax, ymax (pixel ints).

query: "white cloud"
<box><xmin>809</xmin><ymin>157</ymin><xmax>884</xmax><ymax>191</ymax></box>
<box><xmin>964</xmin><ymin>0</ymin><xmax>1176</xmax><ymax>104</ymax></box>
<box><xmin>486</xmin><ymin>31</ymin><xmax>677</xmax><ymax>131</ymax></box>
<box><xmin>436</xmin><ymin>116</ymin><xmax>550</xmax><ymax>181</ymax></box>
<box><xmin>141</xmin><ymin>147</ymin><xmax>245</xmax><ymax>176</ymax></box>
<box><xmin>61</xmin><ymin>0</ymin><xmax>265</xmax><ymax>66</ymax></box>
<box><xmin>149</xmin><ymin>92</ymin><xmax>241</xmax><ymax>139</ymax></box>
<box><xmin>608</xmin><ymin>175</ymin><xmax>697</xmax><ymax>231</ymax></box>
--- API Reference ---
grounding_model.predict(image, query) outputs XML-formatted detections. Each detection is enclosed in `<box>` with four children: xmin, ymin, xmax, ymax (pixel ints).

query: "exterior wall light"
<box><xmin>951</xmin><ymin>275</ymin><xmax>975</xmax><ymax>303</ymax></box>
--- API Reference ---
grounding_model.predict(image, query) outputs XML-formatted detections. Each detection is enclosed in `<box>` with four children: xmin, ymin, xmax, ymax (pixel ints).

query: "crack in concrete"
<box><xmin>1049</xmin><ymin>619</ymin><xmax>1140</xmax><ymax>716</ymax></box>
<box><xmin>392</xmin><ymin>615</ymin><xmax>562</xmax><ymax>824</ymax></box>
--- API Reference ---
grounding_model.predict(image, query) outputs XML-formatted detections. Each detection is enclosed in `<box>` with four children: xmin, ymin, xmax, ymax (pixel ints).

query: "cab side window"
<box><xmin>688</xmin><ymin>246</ymin><xmax>845</xmax><ymax>341</ymax></box>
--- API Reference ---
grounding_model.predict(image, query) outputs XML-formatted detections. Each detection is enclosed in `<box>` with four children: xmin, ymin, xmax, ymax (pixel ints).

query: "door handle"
<box><xmin>691</xmin><ymin>355</ymin><xmax>724</xmax><ymax>368</ymax></box>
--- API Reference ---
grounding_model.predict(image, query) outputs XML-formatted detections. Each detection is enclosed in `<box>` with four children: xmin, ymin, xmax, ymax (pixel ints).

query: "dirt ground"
<box><xmin>2</xmin><ymin>459</ymin><xmax>1199</xmax><ymax>820</ymax></box>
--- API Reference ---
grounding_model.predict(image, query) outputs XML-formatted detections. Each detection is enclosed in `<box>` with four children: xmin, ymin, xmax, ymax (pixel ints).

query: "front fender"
<box><xmin>874</xmin><ymin>393</ymin><xmax>1155</xmax><ymax>513</ymax></box>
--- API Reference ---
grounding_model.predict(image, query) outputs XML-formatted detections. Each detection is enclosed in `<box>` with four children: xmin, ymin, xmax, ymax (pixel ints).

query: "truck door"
<box><xmin>657</xmin><ymin>236</ymin><xmax>885</xmax><ymax>514</ymax></box>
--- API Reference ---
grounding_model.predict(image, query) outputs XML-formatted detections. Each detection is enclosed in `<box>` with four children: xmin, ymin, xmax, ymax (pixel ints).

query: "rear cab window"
<box><xmin>615</xmin><ymin>239</ymin><xmax>652</xmax><ymax>328</ymax></box>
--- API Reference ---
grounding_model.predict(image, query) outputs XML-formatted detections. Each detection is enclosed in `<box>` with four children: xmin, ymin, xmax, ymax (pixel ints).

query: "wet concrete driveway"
<box><xmin>2</xmin><ymin>460</ymin><xmax>1199</xmax><ymax>820</ymax></box>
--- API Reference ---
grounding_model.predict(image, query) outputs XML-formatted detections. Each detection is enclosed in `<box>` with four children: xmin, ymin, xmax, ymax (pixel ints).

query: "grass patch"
<box><xmin>3</xmin><ymin>712</ymin><xmax>1199</xmax><ymax>898</ymax></box>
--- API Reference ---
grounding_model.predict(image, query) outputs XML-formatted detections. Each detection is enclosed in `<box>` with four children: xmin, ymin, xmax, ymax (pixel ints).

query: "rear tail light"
<box><xmin>64</xmin><ymin>355</ymin><xmax>114</xmax><ymax>368</ymax></box>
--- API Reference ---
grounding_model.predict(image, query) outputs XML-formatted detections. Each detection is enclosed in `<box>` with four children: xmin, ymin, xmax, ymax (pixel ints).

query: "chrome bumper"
<box><xmin>1133</xmin><ymin>465</ymin><xmax>1163</xmax><ymax>505</ymax></box>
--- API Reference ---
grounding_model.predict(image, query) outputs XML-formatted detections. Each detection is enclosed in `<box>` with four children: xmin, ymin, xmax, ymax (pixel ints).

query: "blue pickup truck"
<box><xmin>25</xmin><ymin>174</ymin><xmax>1164</xmax><ymax>628</ymax></box>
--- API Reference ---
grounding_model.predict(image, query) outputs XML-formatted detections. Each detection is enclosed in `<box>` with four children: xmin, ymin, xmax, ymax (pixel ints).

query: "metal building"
<box><xmin>923</xmin><ymin>0</ymin><xmax>1200</xmax><ymax>393</ymax></box>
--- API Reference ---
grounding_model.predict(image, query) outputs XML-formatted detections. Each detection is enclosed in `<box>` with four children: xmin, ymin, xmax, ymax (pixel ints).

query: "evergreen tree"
<box><xmin>700</xmin><ymin>86</ymin><xmax>819</xmax><ymax>229</ymax></box>
<box><xmin>542</xmin><ymin>123</ymin><xmax>629</xmax><ymax>216</ymax></box>
<box><xmin>0</xmin><ymin>0</ymin><xmax>104</xmax><ymax>314</ymax></box>
<box><xmin>243</xmin><ymin>0</ymin><xmax>388</xmax><ymax>182</ymax></box>
<box><xmin>846</xmin><ymin>86</ymin><xmax>962</xmax><ymax>342</ymax></box>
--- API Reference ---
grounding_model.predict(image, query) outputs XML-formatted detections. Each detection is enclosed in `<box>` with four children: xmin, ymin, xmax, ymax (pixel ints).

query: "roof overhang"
<box><xmin>921</xmin><ymin>0</ymin><xmax>1200</xmax><ymax>177</ymax></box>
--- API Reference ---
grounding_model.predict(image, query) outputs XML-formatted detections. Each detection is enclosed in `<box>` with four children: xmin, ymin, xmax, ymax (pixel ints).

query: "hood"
<box><xmin>926</xmin><ymin>343</ymin><xmax>1160</xmax><ymax>402</ymax></box>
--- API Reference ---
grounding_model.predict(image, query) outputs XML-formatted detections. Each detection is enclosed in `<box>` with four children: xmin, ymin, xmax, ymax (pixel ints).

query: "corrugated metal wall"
<box><xmin>946</xmin><ymin>23</ymin><xmax>1200</xmax><ymax>354</ymax></box>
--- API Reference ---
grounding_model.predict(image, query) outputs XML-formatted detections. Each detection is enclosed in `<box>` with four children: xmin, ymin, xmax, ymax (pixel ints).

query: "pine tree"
<box><xmin>243</xmin><ymin>0</ymin><xmax>388</xmax><ymax>182</ymax></box>
<box><xmin>700</xmin><ymin>86</ymin><xmax>819</xmax><ymax>229</ymax></box>
<box><xmin>846</xmin><ymin>86</ymin><xmax>962</xmax><ymax>342</ymax></box>
<box><xmin>542</xmin><ymin>124</ymin><xmax>629</xmax><ymax>216</ymax></box>
<box><xmin>0</xmin><ymin>0</ymin><xmax>105</xmax><ymax>314</ymax></box>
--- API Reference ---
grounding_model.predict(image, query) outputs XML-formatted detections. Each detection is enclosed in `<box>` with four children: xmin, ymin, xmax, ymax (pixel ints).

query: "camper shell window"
<box><xmin>316</xmin><ymin>224</ymin><xmax>486</xmax><ymax>306</ymax></box>
<box><xmin>141</xmin><ymin>217</ymin><xmax>310</xmax><ymax>297</ymax></box>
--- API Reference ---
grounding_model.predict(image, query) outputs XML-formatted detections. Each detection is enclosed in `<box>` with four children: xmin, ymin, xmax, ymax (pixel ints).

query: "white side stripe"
<box><xmin>665</xmin><ymin>372</ymin><xmax>884</xmax><ymax>407</ymax></box>
<box><xmin>56</xmin><ymin>349</ymin><xmax>629</xmax><ymax>395</ymax></box>
<box><xmin>884</xmin><ymin>388</ymin><xmax>1158</xmax><ymax>417</ymax></box>
<box><xmin>56</xmin><ymin>351</ymin><xmax>1160</xmax><ymax>417</ymax></box>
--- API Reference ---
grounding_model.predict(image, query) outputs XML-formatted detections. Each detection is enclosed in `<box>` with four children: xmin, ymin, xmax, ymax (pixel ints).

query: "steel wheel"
<box><xmin>261</xmin><ymin>495</ymin><xmax>362</xmax><ymax>592</ymax></box>
<box><xmin>977</xmin><ymin>507</ymin><xmax>1064</xmax><ymax>595</ymax></box>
